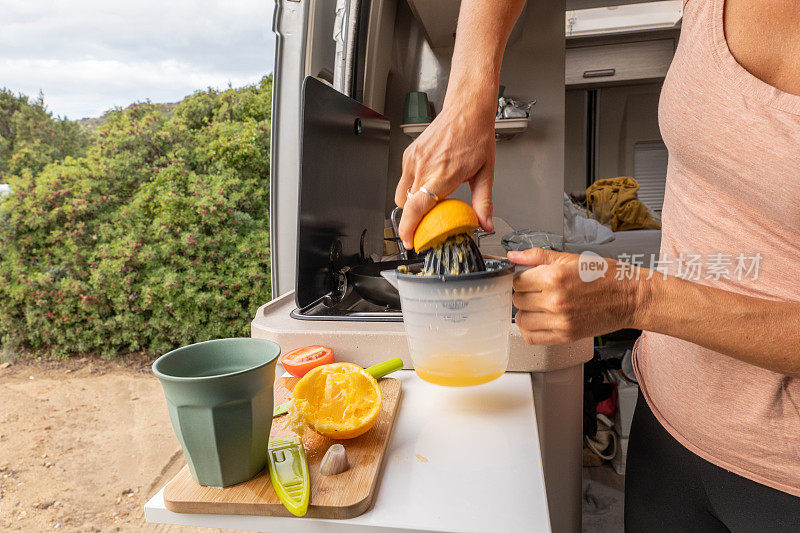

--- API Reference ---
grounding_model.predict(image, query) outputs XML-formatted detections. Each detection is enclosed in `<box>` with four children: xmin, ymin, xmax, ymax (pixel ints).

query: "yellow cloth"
<box><xmin>586</xmin><ymin>177</ymin><xmax>661</xmax><ymax>231</ymax></box>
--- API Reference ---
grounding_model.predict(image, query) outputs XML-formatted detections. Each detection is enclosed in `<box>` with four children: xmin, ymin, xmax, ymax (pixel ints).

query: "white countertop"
<box><xmin>145</xmin><ymin>370</ymin><xmax>551</xmax><ymax>533</ymax></box>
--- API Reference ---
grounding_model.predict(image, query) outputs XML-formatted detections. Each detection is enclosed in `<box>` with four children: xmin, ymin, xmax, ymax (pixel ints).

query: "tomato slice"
<box><xmin>280</xmin><ymin>345</ymin><xmax>335</xmax><ymax>377</ymax></box>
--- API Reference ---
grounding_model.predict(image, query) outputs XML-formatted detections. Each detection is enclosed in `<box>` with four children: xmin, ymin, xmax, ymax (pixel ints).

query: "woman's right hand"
<box><xmin>394</xmin><ymin>98</ymin><xmax>497</xmax><ymax>250</ymax></box>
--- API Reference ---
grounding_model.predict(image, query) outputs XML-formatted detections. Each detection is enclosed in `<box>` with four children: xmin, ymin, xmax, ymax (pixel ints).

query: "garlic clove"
<box><xmin>319</xmin><ymin>444</ymin><xmax>350</xmax><ymax>476</ymax></box>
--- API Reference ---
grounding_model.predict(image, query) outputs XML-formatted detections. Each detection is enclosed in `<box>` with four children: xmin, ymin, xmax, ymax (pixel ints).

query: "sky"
<box><xmin>0</xmin><ymin>0</ymin><xmax>276</xmax><ymax>120</ymax></box>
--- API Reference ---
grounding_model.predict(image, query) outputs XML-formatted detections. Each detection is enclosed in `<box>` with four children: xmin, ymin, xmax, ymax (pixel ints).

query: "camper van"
<box><xmin>147</xmin><ymin>1</ymin><xmax>684</xmax><ymax>531</ymax></box>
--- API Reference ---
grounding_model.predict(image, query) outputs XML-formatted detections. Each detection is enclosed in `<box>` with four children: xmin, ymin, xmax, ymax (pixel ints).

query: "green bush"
<box><xmin>0</xmin><ymin>89</ymin><xmax>91</xmax><ymax>179</ymax></box>
<box><xmin>0</xmin><ymin>77</ymin><xmax>273</xmax><ymax>357</ymax></box>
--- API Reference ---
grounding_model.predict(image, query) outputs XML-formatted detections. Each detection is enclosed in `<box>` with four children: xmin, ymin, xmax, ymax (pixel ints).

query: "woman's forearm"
<box><xmin>394</xmin><ymin>0</ymin><xmax>525</xmax><ymax>244</ymax></box>
<box><xmin>509</xmin><ymin>248</ymin><xmax>799</xmax><ymax>375</ymax></box>
<box><xmin>633</xmin><ymin>273</ymin><xmax>800</xmax><ymax>376</ymax></box>
<box><xmin>443</xmin><ymin>0</ymin><xmax>526</xmax><ymax>116</ymax></box>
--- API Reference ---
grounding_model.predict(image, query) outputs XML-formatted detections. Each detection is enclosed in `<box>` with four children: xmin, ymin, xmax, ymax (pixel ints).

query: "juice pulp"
<box><xmin>414</xmin><ymin>354</ymin><xmax>504</xmax><ymax>387</ymax></box>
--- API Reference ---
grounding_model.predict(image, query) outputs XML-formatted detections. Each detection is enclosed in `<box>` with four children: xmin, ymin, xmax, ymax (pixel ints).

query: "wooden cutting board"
<box><xmin>163</xmin><ymin>376</ymin><xmax>402</xmax><ymax>519</ymax></box>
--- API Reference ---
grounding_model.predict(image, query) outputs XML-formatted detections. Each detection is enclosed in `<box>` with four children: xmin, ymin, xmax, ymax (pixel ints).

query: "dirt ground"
<box><xmin>0</xmin><ymin>355</ymin><xmax>230</xmax><ymax>532</ymax></box>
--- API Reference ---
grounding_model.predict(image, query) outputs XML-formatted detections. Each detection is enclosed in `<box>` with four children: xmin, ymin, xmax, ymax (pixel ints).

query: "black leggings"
<box><xmin>624</xmin><ymin>391</ymin><xmax>800</xmax><ymax>532</ymax></box>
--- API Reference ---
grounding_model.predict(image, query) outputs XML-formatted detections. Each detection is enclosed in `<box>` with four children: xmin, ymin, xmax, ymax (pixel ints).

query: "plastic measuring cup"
<box><xmin>382</xmin><ymin>259</ymin><xmax>514</xmax><ymax>387</ymax></box>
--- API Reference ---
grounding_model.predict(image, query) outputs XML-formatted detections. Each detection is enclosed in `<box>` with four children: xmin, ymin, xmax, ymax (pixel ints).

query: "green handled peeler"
<box><xmin>272</xmin><ymin>358</ymin><xmax>403</xmax><ymax>418</ymax></box>
<box><xmin>267</xmin><ymin>437</ymin><xmax>310</xmax><ymax>517</ymax></box>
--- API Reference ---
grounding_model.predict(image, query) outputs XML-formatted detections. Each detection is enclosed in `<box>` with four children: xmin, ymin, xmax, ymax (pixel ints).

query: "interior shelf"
<box><xmin>400</xmin><ymin>117</ymin><xmax>530</xmax><ymax>141</ymax></box>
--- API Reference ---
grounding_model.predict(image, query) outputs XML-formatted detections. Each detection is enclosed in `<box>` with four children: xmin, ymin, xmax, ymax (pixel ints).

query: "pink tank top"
<box><xmin>634</xmin><ymin>0</ymin><xmax>800</xmax><ymax>495</ymax></box>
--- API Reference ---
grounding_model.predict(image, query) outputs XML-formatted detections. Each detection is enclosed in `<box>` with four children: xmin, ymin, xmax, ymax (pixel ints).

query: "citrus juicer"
<box><xmin>383</xmin><ymin>199</ymin><xmax>516</xmax><ymax>386</ymax></box>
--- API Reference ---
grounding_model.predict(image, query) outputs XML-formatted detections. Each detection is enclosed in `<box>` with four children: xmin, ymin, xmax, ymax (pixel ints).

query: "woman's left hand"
<box><xmin>508</xmin><ymin>247</ymin><xmax>641</xmax><ymax>345</ymax></box>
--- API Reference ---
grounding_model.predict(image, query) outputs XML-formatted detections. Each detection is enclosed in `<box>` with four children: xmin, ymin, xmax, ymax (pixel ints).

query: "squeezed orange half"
<box><xmin>289</xmin><ymin>362</ymin><xmax>382</xmax><ymax>439</ymax></box>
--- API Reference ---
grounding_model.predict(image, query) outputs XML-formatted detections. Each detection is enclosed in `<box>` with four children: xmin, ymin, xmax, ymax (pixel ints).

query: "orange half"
<box><xmin>288</xmin><ymin>362</ymin><xmax>382</xmax><ymax>439</ymax></box>
<box><xmin>413</xmin><ymin>198</ymin><xmax>479</xmax><ymax>253</ymax></box>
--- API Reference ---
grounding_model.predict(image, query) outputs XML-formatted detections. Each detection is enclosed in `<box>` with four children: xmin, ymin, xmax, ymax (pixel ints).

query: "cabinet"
<box><xmin>566</xmin><ymin>38</ymin><xmax>675</xmax><ymax>87</ymax></box>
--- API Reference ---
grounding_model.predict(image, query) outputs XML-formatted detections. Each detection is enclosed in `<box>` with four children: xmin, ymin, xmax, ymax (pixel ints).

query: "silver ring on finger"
<box><xmin>406</xmin><ymin>187</ymin><xmax>413</xmax><ymax>199</ymax></box>
<box><xmin>419</xmin><ymin>186</ymin><xmax>440</xmax><ymax>202</ymax></box>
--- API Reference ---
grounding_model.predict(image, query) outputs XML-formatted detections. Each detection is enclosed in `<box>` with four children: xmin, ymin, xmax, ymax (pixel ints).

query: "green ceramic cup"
<box><xmin>152</xmin><ymin>338</ymin><xmax>281</xmax><ymax>487</ymax></box>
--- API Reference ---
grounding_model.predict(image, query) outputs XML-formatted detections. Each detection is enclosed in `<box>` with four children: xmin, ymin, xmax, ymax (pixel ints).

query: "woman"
<box><xmin>396</xmin><ymin>0</ymin><xmax>800</xmax><ymax>530</ymax></box>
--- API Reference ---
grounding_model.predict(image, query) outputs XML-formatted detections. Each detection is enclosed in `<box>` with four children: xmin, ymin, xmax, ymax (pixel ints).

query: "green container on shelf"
<box><xmin>403</xmin><ymin>91</ymin><xmax>432</xmax><ymax>124</ymax></box>
<box><xmin>152</xmin><ymin>338</ymin><xmax>281</xmax><ymax>487</ymax></box>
